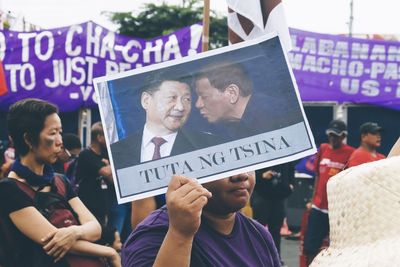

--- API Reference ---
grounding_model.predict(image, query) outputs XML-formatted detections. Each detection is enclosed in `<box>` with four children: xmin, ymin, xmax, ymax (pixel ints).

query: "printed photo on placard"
<box><xmin>94</xmin><ymin>32</ymin><xmax>316</xmax><ymax>204</ymax></box>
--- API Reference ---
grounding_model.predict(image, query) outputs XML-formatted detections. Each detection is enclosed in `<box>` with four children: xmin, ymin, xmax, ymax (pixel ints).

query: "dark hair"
<box><xmin>7</xmin><ymin>98</ymin><xmax>59</xmax><ymax>156</ymax></box>
<box><xmin>141</xmin><ymin>68</ymin><xmax>193</xmax><ymax>95</ymax></box>
<box><xmin>196</xmin><ymin>61</ymin><xmax>253</xmax><ymax>96</ymax></box>
<box><xmin>91</xmin><ymin>121</ymin><xmax>104</xmax><ymax>142</ymax></box>
<box><xmin>62</xmin><ymin>133</ymin><xmax>82</xmax><ymax>150</ymax></box>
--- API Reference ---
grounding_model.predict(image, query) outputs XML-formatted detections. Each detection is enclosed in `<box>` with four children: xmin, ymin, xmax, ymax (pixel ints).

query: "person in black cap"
<box><xmin>303</xmin><ymin>119</ymin><xmax>355</xmax><ymax>265</ymax></box>
<box><xmin>347</xmin><ymin>122</ymin><xmax>385</xmax><ymax>168</ymax></box>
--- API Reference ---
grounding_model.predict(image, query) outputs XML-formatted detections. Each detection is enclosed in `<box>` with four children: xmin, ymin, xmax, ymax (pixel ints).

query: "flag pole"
<box><xmin>202</xmin><ymin>0</ymin><xmax>210</xmax><ymax>52</ymax></box>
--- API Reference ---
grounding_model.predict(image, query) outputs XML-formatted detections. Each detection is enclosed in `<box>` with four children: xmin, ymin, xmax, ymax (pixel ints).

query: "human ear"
<box><xmin>225</xmin><ymin>84</ymin><xmax>240</xmax><ymax>104</ymax></box>
<box><xmin>23</xmin><ymin>133</ymin><xmax>33</xmax><ymax>150</ymax></box>
<box><xmin>141</xmin><ymin>92</ymin><xmax>151</xmax><ymax>110</ymax></box>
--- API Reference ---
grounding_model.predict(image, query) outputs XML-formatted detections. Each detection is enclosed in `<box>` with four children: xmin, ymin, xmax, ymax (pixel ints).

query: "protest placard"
<box><xmin>94</xmin><ymin>32</ymin><xmax>316</xmax><ymax>203</ymax></box>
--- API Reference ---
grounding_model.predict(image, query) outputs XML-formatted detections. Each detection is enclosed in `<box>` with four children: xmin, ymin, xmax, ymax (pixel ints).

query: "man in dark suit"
<box><xmin>195</xmin><ymin>61</ymin><xmax>303</xmax><ymax>140</ymax></box>
<box><xmin>110</xmin><ymin>71</ymin><xmax>216</xmax><ymax>228</ymax></box>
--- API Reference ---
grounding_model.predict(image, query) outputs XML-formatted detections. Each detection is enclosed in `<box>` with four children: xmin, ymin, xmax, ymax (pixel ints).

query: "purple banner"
<box><xmin>0</xmin><ymin>21</ymin><xmax>203</xmax><ymax>112</ymax></box>
<box><xmin>290</xmin><ymin>28</ymin><xmax>400</xmax><ymax>110</ymax></box>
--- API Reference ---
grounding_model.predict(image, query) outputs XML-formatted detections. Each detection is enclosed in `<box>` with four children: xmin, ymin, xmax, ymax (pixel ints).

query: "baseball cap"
<box><xmin>360</xmin><ymin>122</ymin><xmax>383</xmax><ymax>135</ymax></box>
<box><xmin>326</xmin><ymin>119</ymin><xmax>347</xmax><ymax>136</ymax></box>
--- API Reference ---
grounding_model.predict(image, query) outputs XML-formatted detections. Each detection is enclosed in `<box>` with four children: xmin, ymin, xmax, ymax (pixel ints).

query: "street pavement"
<box><xmin>281</xmin><ymin>237</ymin><xmax>300</xmax><ymax>267</ymax></box>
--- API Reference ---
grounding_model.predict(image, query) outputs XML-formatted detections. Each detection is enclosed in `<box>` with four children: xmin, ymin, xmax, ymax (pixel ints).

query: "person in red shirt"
<box><xmin>347</xmin><ymin>122</ymin><xmax>385</xmax><ymax>168</ymax></box>
<box><xmin>303</xmin><ymin>119</ymin><xmax>355</xmax><ymax>265</ymax></box>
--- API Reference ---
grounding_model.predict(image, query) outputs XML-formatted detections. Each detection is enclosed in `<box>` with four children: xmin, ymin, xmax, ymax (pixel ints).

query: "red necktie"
<box><xmin>151</xmin><ymin>137</ymin><xmax>167</xmax><ymax>160</ymax></box>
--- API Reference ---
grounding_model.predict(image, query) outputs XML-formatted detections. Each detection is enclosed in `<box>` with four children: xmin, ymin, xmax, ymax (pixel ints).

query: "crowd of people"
<box><xmin>0</xmin><ymin>96</ymin><xmax>391</xmax><ymax>267</ymax></box>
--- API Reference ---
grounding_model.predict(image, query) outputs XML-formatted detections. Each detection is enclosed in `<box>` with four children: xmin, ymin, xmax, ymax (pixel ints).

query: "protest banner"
<box><xmin>94</xmin><ymin>32</ymin><xmax>316</xmax><ymax>204</ymax></box>
<box><xmin>1</xmin><ymin>22</ymin><xmax>400</xmax><ymax>112</ymax></box>
<box><xmin>289</xmin><ymin>28</ymin><xmax>400</xmax><ymax>110</ymax></box>
<box><xmin>0</xmin><ymin>21</ymin><xmax>203</xmax><ymax>111</ymax></box>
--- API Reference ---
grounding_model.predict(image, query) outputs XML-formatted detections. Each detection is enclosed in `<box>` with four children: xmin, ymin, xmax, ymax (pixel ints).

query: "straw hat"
<box><xmin>311</xmin><ymin>156</ymin><xmax>400</xmax><ymax>267</ymax></box>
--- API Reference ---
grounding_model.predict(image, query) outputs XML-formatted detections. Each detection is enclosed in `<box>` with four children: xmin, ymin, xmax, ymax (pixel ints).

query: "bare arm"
<box><xmin>40</xmin><ymin>196</ymin><xmax>101</xmax><ymax>242</ymax></box>
<box><xmin>9</xmin><ymin>206</ymin><xmax>116</xmax><ymax>263</ymax></box>
<box><xmin>153</xmin><ymin>176</ymin><xmax>212</xmax><ymax>267</ymax></box>
<box><xmin>69</xmin><ymin>240</ymin><xmax>121</xmax><ymax>267</ymax></box>
<box><xmin>67</xmin><ymin>197</ymin><xmax>102</xmax><ymax>241</ymax></box>
<box><xmin>131</xmin><ymin>197</ymin><xmax>157</xmax><ymax>229</ymax></box>
<box><xmin>99</xmin><ymin>165</ymin><xmax>113</xmax><ymax>184</ymax></box>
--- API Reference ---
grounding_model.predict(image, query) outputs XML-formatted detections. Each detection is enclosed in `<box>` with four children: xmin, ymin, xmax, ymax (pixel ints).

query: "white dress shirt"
<box><xmin>140</xmin><ymin>124</ymin><xmax>178</xmax><ymax>163</ymax></box>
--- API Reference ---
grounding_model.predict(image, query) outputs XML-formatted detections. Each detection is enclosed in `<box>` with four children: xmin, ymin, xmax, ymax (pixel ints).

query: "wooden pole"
<box><xmin>202</xmin><ymin>0</ymin><xmax>210</xmax><ymax>52</ymax></box>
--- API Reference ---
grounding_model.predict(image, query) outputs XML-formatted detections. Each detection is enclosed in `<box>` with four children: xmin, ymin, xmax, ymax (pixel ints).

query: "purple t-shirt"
<box><xmin>122</xmin><ymin>206</ymin><xmax>281</xmax><ymax>267</ymax></box>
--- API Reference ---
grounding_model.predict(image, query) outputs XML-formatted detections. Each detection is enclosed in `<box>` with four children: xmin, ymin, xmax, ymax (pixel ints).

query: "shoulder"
<box><xmin>124</xmin><ymin>206</ymin><xmax>169</xmax><ymax>244</ymax></box>
<box><xmin>340</xmin><ymin>144</ymin><xmax>356</xmax><ymax>155</ymax></box>
<box><xmin>53</xmin><ymin>174</ymin><xmax>76</xmax><ymax>200</ymax></box>
<box><xmin>77</xmin><ymin>148</ymin><xmax>94</xmax><ymax>159</ymax></box>
<box><xmin>320</xmin><ymin>143</ymin><xmax>330</xmax><ymax>150</ymax></box>
<box><xmin>318</xmin><ymin>143</ymin><xmax>331</xmax><ymax>155</ymax></box>
<box><xmin>351</xmin><ymin>148</ymin><xmax>366</xmax><ymax>156</ymax></box>
<box><xmin>111</xmin><ymin>132</ymin><xmax>141</xmax><ymax>150</ymax></box>
<box><xmin>377</xmin><ymin>152</ymin><xmax>386</xmax><ymax>159</ymax></box>
<box><xmin>0</xmin><ymin>178</ymin><xmax>34</xmax><ymax>215</ymax></box>
<box><xmin>235</xmin><ymin>213</ymin><xmax>278</xmax><ymax>251</ymax></box>
<box><xmin>178</xmin><ymin>128</ymin><xmax>220</xmax><ymax>147</ymax></box>
<box><xmin>122</xmin><ymin>207</ymin><xmax>169</xmax><ymax>266</ymax></box>
<box><xmin>236</xmin><ymin>212</ymin><xmax>271</xmax><ymax>238</ymax></box>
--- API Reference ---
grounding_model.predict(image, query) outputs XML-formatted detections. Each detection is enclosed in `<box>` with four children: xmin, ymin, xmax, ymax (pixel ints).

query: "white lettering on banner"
<box><xmin>143</xmin><ymin>39</ymin><xmax>163</xmax><ymax>63</ymax></box>
<box><xmin>34</xmin><ymin>31</ymin><xmax>54</xmax><ymax>61</ymax></box>
<box><xmin>44</xmin><ymin>57</ymin><xmax>95</xmax><ymax>88</ymax></box>
<box><xmin>300</xmin><ymin>37</ymin><xmax>317</xmax><ymax>54</ymax></box>
<box><xmin>163</xmin><ymin>34</ymin><xmax>182</xmax><ymax>61</ymax></box>
<box><xmin>289</xmin><ymin>33</ymin><xmax>400</xmax><ymax>100</ymax></box>
<box><xmin>0</xmin><ymin>32</ymin><xmax>6</xmax><ymax>61</ymax></box>
<box><xmin>85</xmin><ymin>56</ymin><xmax>98</xmax><ymax>84</ymax></box>
<box><xmin>347</xmin><ymin>61</ymin><xmax>363</xmax><ymax>77</ymax></box>
<box><xmin>188</xmin><ymin>24</ymin><xmax>202</xmax><ymax>56</ymax></box>
<box><xmin>383</xmin><ymin>63</ymin><xmax>399</xmax><ymax>80</ymax></box>
<box><xmin>20</xmin><ymin>64</ymin><xmax>35</xmax><ymax>90</ymax></box>
<box><xmin>106</xmin><ymin>60</ymin><xmax>118</xmax><ymax>75</ymax></box>
<box><xmin>370</xmin><ymin>45</ymin><xmax>386</xmax><ymax>61</ymax></box>
<box><xmin>6</xmin><ymin>64</ymin><xmax>22</xmax><ymax>92</ymax></box>
<box><xmin>388</xmin><ymin>46</ymin><xmax>400</xmax><ymax>62</ymax></box>
<box><xmin>80</xmin><ymin>85</ymin><xmax>93</xmax><ymax>101</ymax></box>
<box><xmin>71</xmin><ymin>57</ymin><xmax>86</xmax><ymax>84</ymax></box>
<box><xmin>44</xmin><ymin>60</ymin><xmax>60</xmax><ymax>88</ymax></box>
<box><xmin>351</xmin><ymin>43</ymin><xmax>369</xmax><ymax>60</ymax></box>
<box><xmin>106</xmin><ymin>60</ymin><xmax>132</xmax><ymax>75</ymax></box>
<box><xmin>5</xmin><ymin>63</ymin><xmax>36</xmax><ymax>92</ymax></box>
<box><xmin>66</xmin><ymin>25</ymin><xmax>83</xmax><ymax>56</ymax></box>
<box><xmin>121</xmin><ymin>40</ymin><xmax>141</xmax><ymax>63</ymax></box>
<box><xmin>318</xmin><ymin>39</ymin><xmax>334</xmax><ymax>56</ymax></box>
<box><xmin>340</xmin><ymin>79</ymin><xmax>379</xmax><ymax>97</ymax></box>
<box><xmin>18</xmin><ymin>32</ymin><xmax>36</xmax><ymax>62</ymax></box>
<box><xmin>370</xmin><ymin>62</ymin><xmax>386</xmax><ymax>79</ymax></box>
<box><xmin>86</xmin><ymin>22</ymin><xmax>102</xmax><ymax>57</ymax></box>
<box><xmin>332</xmin><ymin>41</ymin><xmax>349</xmax><ymax>58</ymax></box>
<box><xmin>100</xmin><ymin>31</ymin><xmax>116</xmax><ymax>60</ymax></box>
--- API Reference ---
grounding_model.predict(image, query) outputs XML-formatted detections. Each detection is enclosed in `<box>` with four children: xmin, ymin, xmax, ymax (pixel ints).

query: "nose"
<box><xmin>195</xmin><ymin>97</ymin><xmax>203</xmax><ymax>109</ymax></box>
<box><xmin>230</xmin><ymin>172</ymin><xmax>249</xmax><ymax>183</ymax></box>
<box><xmin>56</xmin><ymin>134</ymin><xmax>63</xmax><ymax>146</ymax></box>
<box><xmin>174</xmin><ymin>98</ymin><xmax>184</xmax><ymax>111</ymax></box>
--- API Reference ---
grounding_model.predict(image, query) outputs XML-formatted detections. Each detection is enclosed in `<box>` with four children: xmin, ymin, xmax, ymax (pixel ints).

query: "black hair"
<box><xmin>196</xmin><ymin>61</ymin><xmax>253</xmax><ymax>96</ymax></box>
<box><xmin>7</xmin><ymin>98</ymin><xmax>59</xmax><ymax>157</ymax></box>
<box><xmin>62</xmin><ymin>133</ymin><xmax>82</xmax><ymax>150</ymax></box>
<box><xmin>141</xmin><ymin>68</ymin><xmax>193</xmax><ymax>95</ymax></box>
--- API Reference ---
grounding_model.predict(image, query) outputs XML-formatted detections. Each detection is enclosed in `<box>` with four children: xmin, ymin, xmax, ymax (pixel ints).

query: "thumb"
<box><xmin>168</xmin><ymin>175</ymin><xmax>190</xmax><ymax>192</ymax></box>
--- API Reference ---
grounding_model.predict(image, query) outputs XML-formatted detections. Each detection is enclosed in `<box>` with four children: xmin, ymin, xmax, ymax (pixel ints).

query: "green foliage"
<box><xmin>109</xmin><ymin>0</ymin><xmax>227</xmax><ymax>49</ymax></box>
